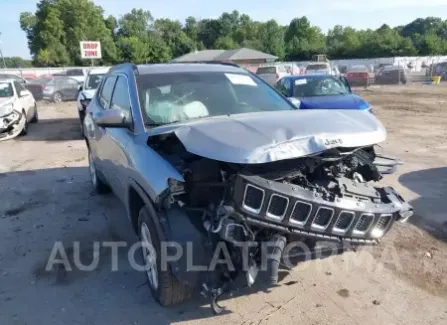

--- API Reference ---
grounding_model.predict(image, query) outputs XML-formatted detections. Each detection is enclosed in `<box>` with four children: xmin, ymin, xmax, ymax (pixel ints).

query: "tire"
<box><xmin>31</xmin><ymin>103</ymin><xmax>39</xmax><ymax>123</ymax></box>
<box><xmin>88</xmin><ymin>150</ymin><xmax>110</xmax><ymax>194</ymax></box>
<box><xmin>53</xmin><ymin>92</ymin><xmax>62</xmax><ymax>103</ymax></box>
<box><xmin>19</xmin><ymin>110</ymin><xmax>28</xmax><ymax>136</ymax></box>
<box><xmin>138</xmin><ymin>206</ymin><xmax>192</xmax><ymax>306</ymax></box>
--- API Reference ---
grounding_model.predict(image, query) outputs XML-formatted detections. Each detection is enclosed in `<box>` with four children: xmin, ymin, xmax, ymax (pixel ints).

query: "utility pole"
<box><xmin>0</xmin><ymin>32</ymin><xmax>6</xmax><ymax>69</ymax></box>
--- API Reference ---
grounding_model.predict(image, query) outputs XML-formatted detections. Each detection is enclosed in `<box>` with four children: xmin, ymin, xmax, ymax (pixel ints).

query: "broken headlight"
<box><xmin>0</xmin><ymin>104</ymin><xmax>13</xmax><ymax>117</ymax></box>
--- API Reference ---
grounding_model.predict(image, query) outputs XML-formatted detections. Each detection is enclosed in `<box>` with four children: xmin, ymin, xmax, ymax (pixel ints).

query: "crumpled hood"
<box><xmin>299</xmin><ymin>94</ymin><xmax>370</xmax><ymax>110</ymax></box>
<box><xmin>147</xmin><ymin>109</ymin><xmax>386</xmax><ymax>164</ymax></box>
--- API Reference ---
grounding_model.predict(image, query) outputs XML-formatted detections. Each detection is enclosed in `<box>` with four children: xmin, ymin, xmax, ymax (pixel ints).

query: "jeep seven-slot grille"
<box><xmin>239</xmin><ymin>182</ymin><xmax>398</xmax><ymax>240</ymax></box>
<box><xmin>312</xmin><ymin>208</ymin><xmax>334</xmax><ymax>229</ymax></box>
<box><xmin>267</xmin><ymin>195</ymin><xmax>288</xmax><ymax>219</ymax></box>
<box><xmin>243</xmin><ymin>185</ymin><xmax>264</xmax><ymax>213</ymax></box>
<box><xmin>355</xmin><ymin>214</ymin><xmax>374</xmax><ymax>233</ymax></box>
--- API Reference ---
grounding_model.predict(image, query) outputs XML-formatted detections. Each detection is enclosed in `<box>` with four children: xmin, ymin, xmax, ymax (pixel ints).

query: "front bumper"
<box><xmin>232</xmin><ymin>174</ymin><xmax>413</xmax><ymax>244</ymax></box>
<box><xmin>0</xmin><ymin>110</ymin><xmax>25</xmax><ymax>141</ymax></box>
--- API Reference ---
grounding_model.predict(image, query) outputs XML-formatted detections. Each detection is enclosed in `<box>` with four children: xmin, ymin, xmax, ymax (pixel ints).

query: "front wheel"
<box><xmin>31</xmin><ymin>103</ymin><xmax>39</xmax><ymax>123</ymax></box>
<box><xmin>138</xmin><ymin>206</ymin><xmax>192</xmax><ymax>306</ymax></box>
<box><xmin>19</xmin><ymin>110</ymin><xmax>28</xmax><ymax>136</ymax></box>
<box><xmin>53</xmin><ymin>92</ymin><xmax>62</xmax><ymax>103</ymax></box>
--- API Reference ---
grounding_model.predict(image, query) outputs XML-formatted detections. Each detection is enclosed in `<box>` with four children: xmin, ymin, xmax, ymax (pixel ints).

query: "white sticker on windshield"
<box><xmin>225</xmin><ymin>73</ymin><xmax>257</xmax><ymax>86</ymax></box>
<box><xmin>294</xmin><ymin>79</ymin><xmax>307</xmax><ymax>85</ymax></box>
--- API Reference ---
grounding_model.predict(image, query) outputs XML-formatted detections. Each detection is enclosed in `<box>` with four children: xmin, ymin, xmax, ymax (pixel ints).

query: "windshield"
<box><xmin>293</xmin><ymin>76</ymin><xmax>350</xmax><ymax>97</ymax></box>
<box><xmin>0</xmin><ymin>82</ymin><xmax>13</xmax><ymax>98</ymax></box>
<box><xmin>136</xmin><ymin>71</ymin><xmax>293</xmax><ymax>125</ymax></box>
<box><xmin>306</xmin><ymin>64</ymin><xmax>329</xmax><ymax>71</ymax></box>
<box><xmin>85</xmin><ymin>74</ymin><xmax>104</xmax><ymax>90</ymax></box>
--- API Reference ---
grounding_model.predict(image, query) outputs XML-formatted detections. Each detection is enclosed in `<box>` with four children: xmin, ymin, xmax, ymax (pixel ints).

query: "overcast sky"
<box><xmin>1</xmin><ymin>0</ymin><xmax>447</xmax><ymax>58</ymax></box>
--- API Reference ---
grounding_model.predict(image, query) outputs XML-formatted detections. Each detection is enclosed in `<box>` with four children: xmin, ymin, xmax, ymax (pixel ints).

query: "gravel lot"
<box><xmin>1</xmin><ymin>85</ymin><xmax>447</xmax><ymax>325</ymax></box>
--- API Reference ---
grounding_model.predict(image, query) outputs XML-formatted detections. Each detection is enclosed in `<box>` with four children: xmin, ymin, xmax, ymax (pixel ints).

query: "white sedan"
<box><xmin>0</xmin><ymin>79</ymin><xmax>38</xmax><ymax>141</ymax></box>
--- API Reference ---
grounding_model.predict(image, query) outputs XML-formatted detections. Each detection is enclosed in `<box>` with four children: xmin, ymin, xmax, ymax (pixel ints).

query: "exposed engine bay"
<box><xmin>149</xmin><ymin>133</ymin><xmax>413</xmax><ymax>313</ymax></box>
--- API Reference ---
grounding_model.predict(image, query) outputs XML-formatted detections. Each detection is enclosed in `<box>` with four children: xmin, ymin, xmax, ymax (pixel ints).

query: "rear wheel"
<box><xmin>138</xmin><ymin>206</ymin><xmax>192</xmax><ymax>306</ymax></box>
<box><xmin>88</xmin><ymin>150</ymin><xmax>110</xmax><ymax>194</ymax></box>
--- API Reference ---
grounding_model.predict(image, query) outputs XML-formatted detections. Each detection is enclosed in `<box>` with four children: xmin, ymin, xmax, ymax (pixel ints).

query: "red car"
<box><xmin>346</xmin><ymin>65</ymin><xmax>370</xmax><ymax>87</ymax></box>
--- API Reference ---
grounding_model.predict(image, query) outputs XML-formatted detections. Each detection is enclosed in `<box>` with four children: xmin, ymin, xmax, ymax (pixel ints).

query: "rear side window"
<box><xmin>110</xmin><ymin>76</ymin><xmax>131</xmax><ymax>113</ymax></box>
<box><xmin>99</xmin><ymin>76</ymin><xmax>117</xmax><ymax>109</ymax></box>
<box><xmin>256</xmin><ymin>67</ymin><xmax>276</xmax><ymax>74</ymax></box>
<box><xmin>66</xmin><ymin>69</ymin><xmax>84</xmax><ymax>76</ymax></box>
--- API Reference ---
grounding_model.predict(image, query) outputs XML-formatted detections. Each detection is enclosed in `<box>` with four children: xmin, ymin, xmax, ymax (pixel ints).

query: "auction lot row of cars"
<box><xmin>0</xmin><ymin>61</ymin><xmax>415</xmax><ymax>314</ymax></box>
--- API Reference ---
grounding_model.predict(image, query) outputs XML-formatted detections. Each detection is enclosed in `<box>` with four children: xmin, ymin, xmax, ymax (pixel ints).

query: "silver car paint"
<box><xmin>146</xmin><ymin>109</ymin><xmax>386</xmax><ymax>164</ymax></box>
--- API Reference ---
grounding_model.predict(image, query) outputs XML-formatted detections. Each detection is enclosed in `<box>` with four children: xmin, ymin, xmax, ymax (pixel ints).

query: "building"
<box><xmin>172</xmin><ymin>48</ymin><xmax>278</xmax><ymax>65</ymax></box>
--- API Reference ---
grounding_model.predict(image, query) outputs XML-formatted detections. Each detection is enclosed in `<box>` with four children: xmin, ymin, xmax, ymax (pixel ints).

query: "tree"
<box><xmin>18</xmin><ymin>3</ymin><xmax>447</xmax><ymax>66</ymax></box>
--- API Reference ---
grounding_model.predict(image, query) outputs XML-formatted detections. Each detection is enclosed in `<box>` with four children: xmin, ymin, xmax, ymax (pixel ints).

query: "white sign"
<box><xmin>80</xmin><ymin>41</ymin><xmax>102</xmax><ymax>59</ymax></box>
<box><xmin>225</xmin><ymin>73</ymin><xmax>257</xmax><ymax>86</ymax></box>
<box><xmin>294</xmin><ymin>78</ymin><xmax>307</xmax><ymax>85</ymax></box>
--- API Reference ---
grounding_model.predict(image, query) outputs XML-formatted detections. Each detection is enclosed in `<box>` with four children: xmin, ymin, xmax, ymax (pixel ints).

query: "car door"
<box><xmin>98</xmin><ymin>75</ymin><xmax>133</xmax><ymax>199</ymax></box>
<box><xmin>14</xmin><ymin>81</ymin><xmax>34</xmax><ymax>120</ymax></box>
<box><xmin>88</xmin><ymin>75</ymin><xmax>117</xmax><ymax>179</ymax></box>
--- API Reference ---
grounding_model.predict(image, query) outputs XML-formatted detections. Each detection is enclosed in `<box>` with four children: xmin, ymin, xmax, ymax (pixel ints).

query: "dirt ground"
<box><xmin>1</xmin><ymin>85</ymin><xmax>447</xmax><ymax>325</ymax></box>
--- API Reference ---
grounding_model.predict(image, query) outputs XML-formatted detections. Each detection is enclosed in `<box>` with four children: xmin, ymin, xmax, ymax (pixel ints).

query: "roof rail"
<box><xmin>108</xmin><ymin>62</ymin><xmax>139</xmax><ymax>75</ymax></box>
<box><xmin>170</xmin><ymin>60</ymin><xmax>241</xmax><ymax>68</ymax></box>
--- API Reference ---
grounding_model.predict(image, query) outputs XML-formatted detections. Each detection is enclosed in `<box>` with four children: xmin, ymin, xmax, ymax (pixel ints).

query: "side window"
<box><xmin>99</xmin><ymin>76</ymin><xmax>117</xmax><ymax>109</ymax></box>
<box><xmin>110</xmin><ymin>76</ymin><xmax>131</xmax><ymax>113</ymax></box>
<box><xmin>67</xmin><ymin>69</ymin><xmax>84</xmax><ymax>76</ymax></box>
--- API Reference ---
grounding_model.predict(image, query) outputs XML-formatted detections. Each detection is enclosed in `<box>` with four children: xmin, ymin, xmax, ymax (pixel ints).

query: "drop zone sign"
<box><xmin>80</xmin><ymin>41</ymin><xmax>102</xmax><ymax>59</ymax></box>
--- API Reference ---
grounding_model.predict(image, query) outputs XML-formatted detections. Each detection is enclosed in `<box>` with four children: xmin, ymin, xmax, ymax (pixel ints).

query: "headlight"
<box><xmin>0</xmin><ymin>104</ymin><xmax>13</xmax><ymax>117</ymax></box>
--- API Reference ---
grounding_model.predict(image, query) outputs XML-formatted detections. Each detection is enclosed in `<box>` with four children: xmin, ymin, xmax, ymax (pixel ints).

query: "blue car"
<box><xmin>274</xmin><ymin>74</ymin><xmax>373</xmax><ymax>113</ymax></box>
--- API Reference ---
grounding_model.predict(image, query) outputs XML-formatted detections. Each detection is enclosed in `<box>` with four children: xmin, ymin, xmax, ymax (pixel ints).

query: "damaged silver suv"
<box><xmin>83</xmin><ymin>62</ymin><xmax>413</xmax><ymax>312</ymax></box>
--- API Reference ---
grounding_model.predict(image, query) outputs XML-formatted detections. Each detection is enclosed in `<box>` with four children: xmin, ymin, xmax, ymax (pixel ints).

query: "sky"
<box><xmin>1</xmin><ymin>0</ymin><xmax>447</xmax><ymax>59</ymax></box>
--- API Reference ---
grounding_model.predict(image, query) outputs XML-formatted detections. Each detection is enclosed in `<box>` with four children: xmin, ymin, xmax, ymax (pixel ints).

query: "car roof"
<box><xmin>0</xmin><ymin>78</ymin><xmax>15</xmax><ymax>83</ymax></box>
<box><xmin>136</xmin><ymin>63</ymin><xmax>247</xmax><ymax>75</ymax></box>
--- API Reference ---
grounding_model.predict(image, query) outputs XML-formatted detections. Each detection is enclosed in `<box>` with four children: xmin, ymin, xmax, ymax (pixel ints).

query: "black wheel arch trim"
<box><xmin>127</xmin><ymin>178</ymin><xmax>207</xmax><ymax>288</ymax></box>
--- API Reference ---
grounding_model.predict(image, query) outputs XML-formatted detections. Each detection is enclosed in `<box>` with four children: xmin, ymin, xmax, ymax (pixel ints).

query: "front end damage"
<box><xmin>148</xmin><ymin>129</ymin><xmax>413</xmax><ymax>312</ymax></box>
<box><xmin>0</xmin><ymin>110</ymin><xmax>25</xmax><ymax>141</ymax></box>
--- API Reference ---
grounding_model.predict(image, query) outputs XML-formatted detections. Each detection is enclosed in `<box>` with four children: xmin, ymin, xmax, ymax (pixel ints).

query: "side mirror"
<box><xmin>93</xmin><ymin>108</ymin><xmax>131</xmax><ymax>128</ymax></box>
<box><xmin>78</xmin><ymin>85</ymin><xmax>83</xmax><ymax>91</ymax></box>
<box><xmin>287</xmin><ymin>97</ymin><xmax>301</xmax><ymax>109</ymax></box>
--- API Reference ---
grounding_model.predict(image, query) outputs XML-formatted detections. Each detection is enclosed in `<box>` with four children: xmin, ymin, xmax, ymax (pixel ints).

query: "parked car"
<box><xmin>0</xmin><ymin>78</ymin><xmax>38</xmax><ymax>141</ymax></box>
<box><xmin>255</xmin><ymin>65</ymin><xmax>289</xmax><ymax>85</ymax></box>
<box><xmin>42</xmin><ymin>76</ymin><xmax>81</xmax><ymax>102</ymax></box>
<box><xmin>77</xmin><ymin>67</ymin><xmax>109</xmax><ymax>133</ymax></box>
<box><xmin>65</xmin><ymin>68</ymin><xmax>88</xmax><ymax>83</ymax></box>
<box><xmin>375</xmin><ymin>66</ymin><xmax>407</xmax><ymax>85</ymax></box>
<box><xmin>26</xmin><ymin>77</ymin><xmax>53</xmax><ymax>101</ymax></box>
<box><xmin>305</xmin><ymin>62</ymin><xmax>337</xmax><ymax>75</ymax></box>
<box><xmin>275</xmin><ymin>74</ymin><xmax>373</xmax><ymax>113</ymax></box>
<box><xmin>346</xmin><ymin>65</ymin><xmax>371</xmax><ymax>87</ymax></box>
<box><xmin>83</xmin><ymin>62</ymin><xmax>412</xmax><ymax>313</ymax></box>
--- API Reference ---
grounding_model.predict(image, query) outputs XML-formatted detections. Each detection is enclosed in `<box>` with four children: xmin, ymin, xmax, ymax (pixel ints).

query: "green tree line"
<box><xmin>18</xmin><ymin>0</ymin><xmax>447</xmax><ymax>67</ymax></box>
